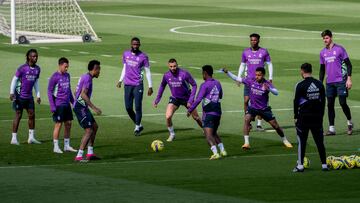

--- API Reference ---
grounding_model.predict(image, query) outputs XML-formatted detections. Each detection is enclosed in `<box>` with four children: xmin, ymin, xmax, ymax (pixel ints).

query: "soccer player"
<box><xmin>238</xmin><ymin>33</ymin><xmax>274</xmax><ymax>131</ymax></box>
<box><xmin>187</xmin><ymin>65</ymin><xmax>227</xmax><ymax>160</ymax></box>
<box><xmin>117</xmin><ymin>37</ymin><xmax>153</xmax><ymax>136</ymax></box>
<box><xmin>153</xmin><ymin>58</ymin><xmax>202</xmax><ymax>142</ymax></box>
<box><xmin>48</xmin><ymin>57</ymin><xmax>77</xmax><ymax>154</ymax></box>
<box><xmin>293</xmin><ymin>63</ymin><xmax>328</xmax><ymax>172</ymax></box>
<box><xmin>73</xmin><ymin>60</ymin><xmax>102</xmax><ymax>162</ymax></box>
<box><xmin>222</xmin><ymin>67</ymin><xmax>292</xmax><ymax>149</ymax></box>
<box><xmin>319</xmin><ymin>29</ymin><xmax>353</xmax><ymax>135</ymax></box>
<box><xmin>9</xmin><ymin>49</ymin><xmax>41</xmax><ymax>145</ymax></box>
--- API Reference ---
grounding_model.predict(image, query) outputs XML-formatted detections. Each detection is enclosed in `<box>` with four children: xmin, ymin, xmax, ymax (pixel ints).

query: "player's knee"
<box><xmin>339</xmin><ymin>97</ymin><xmax>347</xmax><ymax>106</ymax></box>
<box><xmin>165</xmin><ymin>114</ymin><xmax>172</xmax><ymax>121</ymax></box>
<box><xmin>64</xmin><ymin>121</ymin><xmax>72</xmax><ymax>128</ymax></box>
<box><xmin>93</xmin><ymin>123</ymin><xmax>99</xmax><ymax>132</ymax></box>
<box><xmin>28</xmin><ymin>112</ymin><xmax>35</xmax><ymax>120</ymax></box>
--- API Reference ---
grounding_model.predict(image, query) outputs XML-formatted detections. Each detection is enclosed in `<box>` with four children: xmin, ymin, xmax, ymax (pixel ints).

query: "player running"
<box><xmin>238</xmin><ymin>33</ymin><xmax>274</xmax><ymax>131</ymax></box>
<box><xmin>73</xmin><ymin>60</ymin><xmax>102</xmax><ymax>162</ymax></box>
<box><xmin>293</xmin><ymin>63</ymin><xmax>328</xmax><ymax>172</ymax></box>
<box><xmin>187</xmin><ymin>65</ymin><xmax>227</xmax><ymax>160</ymax></box>
<box><xmin>47</xmin><ymin>57</ymin><xmax>77</xmax><ymax>154</ymax></box>
<box><xmin>9</xmin><ymin>49</ymin><xmax>42</xmax><ymax>145</ymax></box>
<box><xmin>319</xmin><ymin>29</ymin><xmax>354</xmax><ymax>135</ymax></box>
<box><xmin>117</xmin><ymin>37</ymin><xmax>153</xmax><ymax>136</ymax></box>
<box><xmin>222</xmin><ymin>67</ymin><xmax>292</xmax><ymax>149</ymax></box>
<box><xmin>153</xmin><ymin>58</ymin><xmax>202</xmax><ymax>142</ymax></box>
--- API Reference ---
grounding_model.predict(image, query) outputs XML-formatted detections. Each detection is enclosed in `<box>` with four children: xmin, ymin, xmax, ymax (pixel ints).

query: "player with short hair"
<box><xmin>74</xmin><ymin>60</ymin><xmax>102</xmax><ymax>162</ymax></box>
<box><xmin>293</xmin><ymin>63</ymin><xmax>328</xmax><ymax>172</ymax></box>
<box><xmin>153</xmin><ymin>58</ymin><xmax>202</xmax><ymax>142</ymax></box>
<box><xmin>117</xmin><ymin>37</ymin><xmax>153</xmax><ymax>136</ymax></box>
<box><xmin>9</xmin><ymin>49</ymin><xmax>42</xmax><ymax>145</ymax></box>
<box><xmin>187</xmin><ymin>65</ymin><xmax>227</xmax><ymax>160</ymax></box>
<box><xmin>47</xmin><ymin>57</ymin><xmax>77</xmax><ymax>154</ymax></box>
<box><xmin>222</xmin><ymin>67</ymin><xmax>292</xmax><ymax>149</ymax></box>
<box><xmin>238</xmin><ymin>33</ymin><xmax>274</xmax><ymax>131</ymax></box>
<box><xmin>319</xmin><ymin>29</ymin><xmax>353</xmax><ymax>135</ymax></box>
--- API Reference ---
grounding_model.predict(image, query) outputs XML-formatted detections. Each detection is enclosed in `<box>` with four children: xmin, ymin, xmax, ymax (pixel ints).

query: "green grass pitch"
<box><xmin>0</xmin><ymin>0</ymin><xmax>359</xmax><ymax>202</ymax></box>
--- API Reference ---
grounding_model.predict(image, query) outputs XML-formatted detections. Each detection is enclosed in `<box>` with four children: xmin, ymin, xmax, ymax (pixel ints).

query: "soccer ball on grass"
<box><xmin>151</xmin><ymin>140</ymin><xmax>164</xmax><ymax>152</ymax></box>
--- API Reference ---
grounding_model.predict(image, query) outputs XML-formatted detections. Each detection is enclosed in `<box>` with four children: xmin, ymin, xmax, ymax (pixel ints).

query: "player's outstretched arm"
<box><xmin>187</xmin><ymin>84</ymin><xmax>206</xmax><ymax>117</ymax></box>
<box><xmin>222</xmin><ymin>68</ymin><xmax>243</xmax><ymax>83</ymax></box>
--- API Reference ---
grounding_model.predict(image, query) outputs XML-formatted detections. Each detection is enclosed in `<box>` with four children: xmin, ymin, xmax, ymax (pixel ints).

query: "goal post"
<box><xmin>0</xmin><ymin>0</ymin><xmax>100</xmax><ymax>44</ymax></box>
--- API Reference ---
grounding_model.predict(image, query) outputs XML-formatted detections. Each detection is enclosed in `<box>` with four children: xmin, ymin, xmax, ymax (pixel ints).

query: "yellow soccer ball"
<box><xmin>332</xmin><ymin>159</ymin><xmax>344</xmax><ymax>170</ymax></box>
<box><xmin>151</xmin><ymin>140</ymin><xmax>164</xmax><ymax>152</ymax></box>
<box><xmin>326</xmin><ymin>156</ymin><xmax>335</xmax><ymax>168</ymax></box>
<box><xmin>343</xmin><ymin>156</ymin><xmax>356</xmax><ymax>169</ymax></box>
<box><xmin>303</xmin><ymin>157</ymin><xmax>310</xmax><ymax>169</ymax></box>
<box><xmin>355</xmin><ymin>156</ymin><xmax>360</xmax><ymax>168</ymax></box>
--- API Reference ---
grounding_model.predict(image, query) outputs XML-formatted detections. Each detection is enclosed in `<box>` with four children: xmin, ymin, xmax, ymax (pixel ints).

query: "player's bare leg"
<box><xmin>268</xmin><ymin>119</ymin><xmax>292</xmax><ymax>148</ymax></box>
<box><xmin>75</xmin><ymin>128</ymin><xmax>92</xmax><ymax>161</ymax></box>
<box><xmin>203</xmin><ymin>127</ymin><xmax>220</xmax><ymax>160</ymax></box>
<box><xmin>191</xmin><ymin>109</ymin><xmax>202</xmax><ymax>128</ymax></box>
<box><xmin>165</xmin><ymin>103</ymin><xmax>178</xmax><ymax>142</ymax></box>
<box><xmin>53</xmin><ymin>122</ymin><xmax>63</xmax><ymax>153</ymax></box>
<box><xmin>63</xmin><ymin>121</ymin><xmax>76</xmax><ymax>152</ymax></box>
<box><xmin>11</xmin><ymin>110</ymin><xmax>22</xmax><ymax>145</ymax></box>
<box><xmin>242</xmin><ymin>113</ymin><xmax>253</xmax><ymax>150</ymax></box>
<box><xmin>86</xmin><ymin>122</ymin><xmax>100</xmax><ymax>160</ymax></box>
<box><xmin>27</xmin><ymin>109</ymin><xmax>40</xmax><ymax>144</ymax></box>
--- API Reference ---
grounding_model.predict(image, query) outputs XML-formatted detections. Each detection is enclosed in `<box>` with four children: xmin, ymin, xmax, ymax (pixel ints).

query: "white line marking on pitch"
<box><xmin>85</xmin><ymin>12</ymin><xmax>360</xmax><ymax>38</ymax></box>
<box><xmin>150</xmin><ymin>60</ymin><xmax>157</xmax><ymax>63</ymax></box>
<box><xmin>71</xmin><ymin>77</ymin><xmax>80</xmax><ymax>79</ymax></box>
<box><xmin>188</xmin><ymin>66</ymin><xmax>201</xmax><ymax>70</ymax></box>
<box><xmin>3</xmin><ymin>42</ymin><xmax>10</xmax><ymax>45</ymax></box>
<box><xmin>284</xmin><ymin>69</ymin><xmax>298</xmax><ymax>71</ymax></box>
<box><xmin>79</xmin><ymin>51</ymin><xmax>89</xmax><ymax>54</ymax></box>
<box><xmin>39</xmin><ymin>47</ymin><xmax>50</xmax><ymax>49</ymax></box>
<box><xmin>60</xmin><ymin>49</ymin><xmax>71</xmax><ymax>52</ymax></box>
<box><xmin>1</xmin><ymin>106</ymin><xmax>360</xmax><ymax>122</ymax></box>
<box><xmin>101</xmin><ymin>54</ymin><xmax>112</xmax><ymax>57</ymax></box>
<box><xmin>0</xmin><ymin>150</ymin><xmax>356</xmax><ymax>169</ymax></box>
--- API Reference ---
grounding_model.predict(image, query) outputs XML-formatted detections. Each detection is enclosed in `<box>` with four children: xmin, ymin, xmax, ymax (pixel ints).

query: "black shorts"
<box><xmin>202</xmin><ymin>114</ymin><xmax>221</xmax><ymax>133</ymax></box>
<box><xmin>169</xmin><ymin>96</ymin><xmax>188</xmax><ymax>107</ymax></box>
<box><xmin>246</xmin><ymin>106</ymin><xmax>275</xmax><ymax>122</ymax></box>
<box><xmin>13</xmin><ymin>98</ymin><xmax>35</xmax><ymax>111</ymax></box>
<box><xmin>73</xmin><ymin>102</ymin><xmax>95</xmax><ymax>129</ymax></box>
<box><xmin>326</xmin><ymin>81</ymin><xmax>348</xmax><ymax>97</ymax></box>
<box><xmin>53</xmin><ymin>104</ymin><xmax>73</xmax><ymax>123</ymax></box>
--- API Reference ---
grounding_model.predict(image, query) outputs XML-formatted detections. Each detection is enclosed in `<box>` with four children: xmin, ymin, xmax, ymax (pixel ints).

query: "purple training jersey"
<box><xmin>74</xmin><ymin>73</ymin><xmax>93</xmax><ymax>107</ymax></box>
<box><xmin>241</xmin><ymin>47</ymin><xmax>271</xmax><ymax>78</ymax></box>
<box><xmin>243</xmin><ymin>78</ymin><xmax>274</xmax><ymax>110</ymax></box>
<box><xmin>154</xmin><ymin>68</ymin><xmax>197</xmax><ymax>104</ymax></box>
<box><xmin>320</xmin><ymin>44</ymin><xmax>349</xmax><ymax>84</ymax></box>
<box><xmin>122</xmin><ymin>50</ymin><xmax>150</xmax><ymax>86</ymax></box>
<box><xmin>188</xmin><ymin>78</ymin><xmax>222</xmax><ymax>117</ymax></box>
<box><xmin>47</xmin><ymin>71</ymin><xmax>74</xmax><ymax>112</ymax></box>
<box><xmin>14</xmin><ymin>63</ymin><xmax>41</xmax><ymax>99</ymax></box>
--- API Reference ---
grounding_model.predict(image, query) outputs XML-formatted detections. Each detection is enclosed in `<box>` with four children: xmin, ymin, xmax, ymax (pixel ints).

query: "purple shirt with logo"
<box><xmin>242</xmin><ymin>78</ymin><xmax>274</xmax><ymax>110</ymax></box>
<box><xmin>122</xmin><ymin>50</ymin><xmax>150</xmax><ymax>86</ymax></box>
<box><xmin>241</xmin><ymin>47</ymin><xmax>271</xmax><ymax>78</ymax></box>
<box><xmin>47</xmin><ymin>71</ymin><xmax>74</xmax><ymax>112</ymax></box>
<box><xmin>320</xmin><ymin>44</ymin><xmax>349</xmax><ymax>84</ymax></box>
<box><xmin>14</xmin><ymin>63</ymin><xmax>41</xmax><ymax>99</ymax></box>
<box><xmin>188</xmin><ymin>78</ymin><xmax>222</xmax><ymax>117</ymax></box>
<box><xmin>74</xmin><ymin>73</ymin><xmax>93</xmax><ymax>107</ymax></box>
<box><xmin>154</xmin><ymin>68</ymin><xmax>197</xmax><ymax>104</ymax></box>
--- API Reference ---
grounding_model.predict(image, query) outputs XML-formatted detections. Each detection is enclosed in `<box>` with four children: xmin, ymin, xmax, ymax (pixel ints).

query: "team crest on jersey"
<box><xmin>126</xmin><ymin>56</ymin><xmax>129</xmax><ymax>59</ymax></box>
<box><xmin>259</xmin><ymin>53</ymin><xmax>262</xmax><ymax>57</ymax></box>
<box><xmin>26</xmin><ymin>71</ymin><xmax>29</xmax><ymax>74</ymax></box>
<box><xmin>333</xmin><ymin>51</ymin><xmax>336</xmax><ymax>55</ymax></box>
<box><xmin>248</xmin><ymin>55</ymin><xmax>251</xmax><ymax>58</ymax></box>
<box><xmin>324</xmin><ymin>54</ymin><xmax>327</xmax><ymax>57</ymax></box>
<box><xmin>179</xmin><ymin>77</ymin><xmax>182</xmax><ymax>81</ymax></box>
<box><xmin>136</xmin><ymin>57</ymin><xmax>140</xmax><ymax>61</ymax></box>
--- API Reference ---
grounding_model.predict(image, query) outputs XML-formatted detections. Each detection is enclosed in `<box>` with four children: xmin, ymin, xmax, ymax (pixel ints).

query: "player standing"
<box><xmin>153</xmin><ymin>58</ymin><xmax>202</xmax><ymax>142</ymax></box>
<box><xmin>9</xmin><ymin>49</ymin><xmax>41</xmax><ymax>145</ymax></box>
<box><xmin>222</xmin><ymin>67</ymin><xmax>292</xmax><ymax>149</ymax></box>
<box><xmin>319</xmin><ymin>29</ymin><xmax>353</xmax><ymax>135</ymax></box>
<box><xmin>74</xmin><ymin>60</ymin><xmax>102</xmax><ymax>161</ymax></box>
<box><xmin>238</xmin><ymin>33</ymin><xmax>274</xmax><ymax>131</ymax></box>
<box><xmin>187</xmin><ymin>65</ymin><xmax>227</xmax><ymax>160</ymax></box>
<box><xmin>293</xmin><ymin>63</ymin><xmax>328</xmax><ymax>172</ymax></box>
<box><xmin>117</xmin><ymin>37</ymin><xmax>153</xmax><ymax>136</ymax></box>
<box><xmin>48</xmin><ymin>57</ymin><xmax>77</xmax><ymax>153</ymax></box>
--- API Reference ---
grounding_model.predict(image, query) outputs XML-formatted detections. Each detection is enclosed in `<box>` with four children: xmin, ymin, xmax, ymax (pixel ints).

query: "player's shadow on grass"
<box><xmin>141</xmin><ymin>128</ymin><xmax>194</xmax><ymax>136</ymax></box>
<box><xmin>263</xmin><ymin>125</ymin><xmax>295</xmax><ymax>131</ymax></box>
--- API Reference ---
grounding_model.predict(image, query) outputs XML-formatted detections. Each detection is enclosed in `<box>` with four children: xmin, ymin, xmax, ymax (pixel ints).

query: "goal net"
<box><xmin>0</xmin><ymin>0</ymin><xmax>100</xmax><ymax>44</ymax></box>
